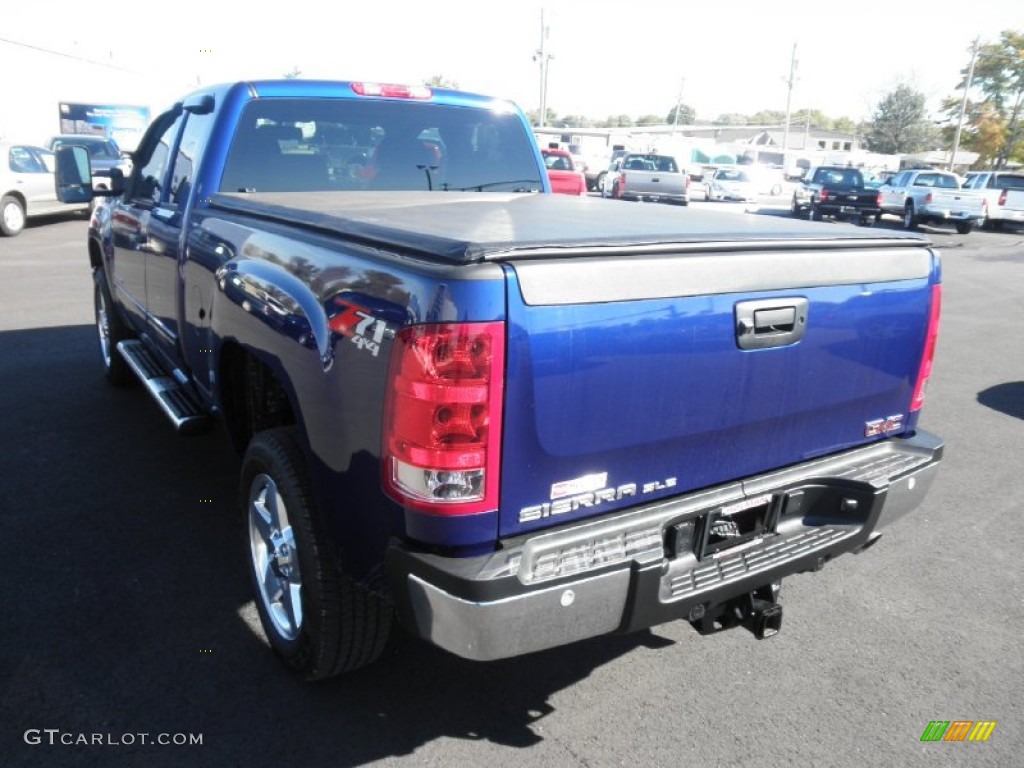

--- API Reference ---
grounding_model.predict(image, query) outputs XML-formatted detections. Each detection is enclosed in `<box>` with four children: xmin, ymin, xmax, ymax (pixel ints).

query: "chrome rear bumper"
<box><xmin>388</xmin><ymin>430</ymin><xmax>942</xmax><ymax>661</ymax></box>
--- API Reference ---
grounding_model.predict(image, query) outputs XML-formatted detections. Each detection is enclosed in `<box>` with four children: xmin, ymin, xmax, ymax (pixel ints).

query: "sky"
<box><xmin>2</xmin><ymin>0</ymin><xmax>1020</xmax><ymax>130</ymax></box>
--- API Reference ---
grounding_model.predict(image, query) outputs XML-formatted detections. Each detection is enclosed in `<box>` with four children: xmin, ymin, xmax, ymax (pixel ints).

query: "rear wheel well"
<box><xmin>88</xmin><ymin>237</ymin><xmax>103</xmax><ymax>271</ymax></box>
<box><xmin>3</xmin><ymin>190</ymin><xmax>26</xmax><ymax>209</ymax></box>
<box><xmin>219</xmin><ymin>343</ymin><xmax>297</xmax><ymax>454</ymax></box>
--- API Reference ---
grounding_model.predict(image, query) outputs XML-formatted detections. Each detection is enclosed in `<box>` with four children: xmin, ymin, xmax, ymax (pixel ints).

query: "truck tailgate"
<box><xmin>932</xmin><ymin>189</ymin><xmax>985</xmax><ymax>215</ymax></box>
<box><xmin>499</xmin><ymin>244</ymin><xmax>938</xmax><ymax>537</ymax></box>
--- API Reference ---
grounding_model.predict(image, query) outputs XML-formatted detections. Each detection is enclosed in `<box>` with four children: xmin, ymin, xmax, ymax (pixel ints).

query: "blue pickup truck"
<box><xmin>56</xmin><ymin>80</ymin><xmax>944</xmax><ymax>679</ymax></box>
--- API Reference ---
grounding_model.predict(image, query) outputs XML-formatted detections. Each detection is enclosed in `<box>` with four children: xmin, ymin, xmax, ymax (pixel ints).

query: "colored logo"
<box><xmin>920</xmin><ymin>720</ymin><xmax>997</xmax><ymax>742</ymax></box>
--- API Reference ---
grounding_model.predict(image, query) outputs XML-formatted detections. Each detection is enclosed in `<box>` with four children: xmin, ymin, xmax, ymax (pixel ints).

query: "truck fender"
<box><xmin>214</xmin><ymin>259</ymin><xmax>333</xmax><ymax>369</ymax></box>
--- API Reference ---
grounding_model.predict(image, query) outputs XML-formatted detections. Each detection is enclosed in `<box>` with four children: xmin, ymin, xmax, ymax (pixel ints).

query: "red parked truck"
<box><xmin>541</xmin><ymin>148</ymin><xmax>587</xmax><ymax>196</ymax></box>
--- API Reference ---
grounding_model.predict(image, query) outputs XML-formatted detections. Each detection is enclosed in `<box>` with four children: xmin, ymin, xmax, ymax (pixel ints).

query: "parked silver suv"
<box><xmin>1</xmin><ymin>143</ymin><xmax>88</xmax><ymax>236</ymax></box>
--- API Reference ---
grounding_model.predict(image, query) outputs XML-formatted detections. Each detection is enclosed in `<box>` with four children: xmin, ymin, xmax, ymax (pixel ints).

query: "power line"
<box><xmin>0</xmin><ymin>35</ymin><xmax>143</xmax><ymax>74</ymax></box>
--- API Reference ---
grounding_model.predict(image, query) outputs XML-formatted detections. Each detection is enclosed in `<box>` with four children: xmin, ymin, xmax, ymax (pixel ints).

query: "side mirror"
<box><xmin>93</xmin><ymin>166</ymin><xmax>126</xmax><ymax>196</ymax></box>
<box><xmin>55</xmin><ymin>145</ymin><xmax>94</xmax><ymax>204</ymax></box>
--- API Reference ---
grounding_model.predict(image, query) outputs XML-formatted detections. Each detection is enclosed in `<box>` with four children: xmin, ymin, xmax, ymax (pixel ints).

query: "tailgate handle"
<box><xmin>735</xmin><ymin>298</ymin><xmax>808</xmax><ymax>350</ymax></box>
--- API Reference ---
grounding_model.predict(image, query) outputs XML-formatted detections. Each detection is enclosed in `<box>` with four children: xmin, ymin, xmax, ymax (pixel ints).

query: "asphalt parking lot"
<box><xmin>1</xmin><ymin>211</ymin><xmax>1022</xmax><ymax>767</ymax></box>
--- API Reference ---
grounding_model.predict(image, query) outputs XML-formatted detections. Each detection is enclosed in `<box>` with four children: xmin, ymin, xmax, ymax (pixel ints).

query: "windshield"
<box><xmin>220</xmin><ymin>98</ymin><xmax>543</xmax><ymax>193</ymax></box>
<box><xmin>716</xmin><ymin>170</ymin><xmax>749</xmax><ymax>182</ymax></box>
<box><xmin>53</xmin><ymin>137</ymin><xmax>120</xmax><ymax>160</ymax></box>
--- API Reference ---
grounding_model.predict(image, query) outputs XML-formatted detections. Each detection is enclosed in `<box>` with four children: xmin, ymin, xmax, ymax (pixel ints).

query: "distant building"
<box><xmin>900</xmin><ymin>150</ymin><xmax>979</xmax><ymax>172</ymax></box>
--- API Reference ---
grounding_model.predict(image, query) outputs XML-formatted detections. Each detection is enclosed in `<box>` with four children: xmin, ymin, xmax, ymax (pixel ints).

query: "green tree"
<box><xmin>748</xmin><ymin>110</ymin><xmax>786</xmax><ymax>125</ymax></box>
<box><xmin>597</xmin><ymin>114</ymin><xmax>634</xmax><ymax>128</ymax></box>
<box><xmin>665</xmin><ymin>104</ymin><xmax>696</xmax><ymax>125</ymax></box>
<box><xmin>957</xmin><ymin>31</ymin><xmax>1024</xmax><ymax>168</ymax></box>
<box><xmin>425</xmin><ymin>75</ymin><xmax>459</xmax><ymax>89</ymax></box>
<box><xmin>864</xmin><ymin>83</ymin><xmax>936</xmax><ymax>154</ymax></box>
<box><xmin>831</xmin><ymin>117</ymin><xmax>857</xmax><ymax>134</ymax></box>
<box><xmin>558</xmin><ymin>115</ymin><xmax>595</xmax><ymax>128</ymax></box>
<box><xmin>942</xmin><ymin>98</ymin><xmax>1009</xmax><ymax>168</ymax></box>
<box><xmin>712</xmin><ymin>113</ymin><xmax>749</xmax><ymax>125</ymax></box>
<box><xmin>636</xmin><ymin>114</ymin><xmax>665</xmax><ymax>126</ymax></box>
<box><xmin>526</xmin><ymin>107</ymin><xmax>559</xmax><ymax>127</ymax></box>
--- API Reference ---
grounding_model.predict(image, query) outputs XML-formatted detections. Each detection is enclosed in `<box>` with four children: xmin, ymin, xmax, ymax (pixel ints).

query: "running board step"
<box><xmin>117</xmin><ymin>340</ymin><xmax>212</xmax><ymax>434</ymax></box>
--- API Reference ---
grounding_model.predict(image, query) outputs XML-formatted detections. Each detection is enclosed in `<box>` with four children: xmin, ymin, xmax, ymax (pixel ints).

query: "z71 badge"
<box><xmin>328</xmin><ymin>298</ymin><xmax>389</xmax><ymax>357</ymax></box>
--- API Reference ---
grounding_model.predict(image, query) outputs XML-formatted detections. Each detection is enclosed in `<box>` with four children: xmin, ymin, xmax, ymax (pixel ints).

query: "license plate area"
<box><xmin>700</xmin><ymin>493</ymin><xmax>776</xmax><ymax>558</ymax></box>
<box><xmin>663</xmin><ymin>481</ymin><xmax>879</xmax><ymax>564</ymax></box>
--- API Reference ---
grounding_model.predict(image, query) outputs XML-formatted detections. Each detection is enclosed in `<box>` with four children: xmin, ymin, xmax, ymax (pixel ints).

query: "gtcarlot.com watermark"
<box><xmin>25</xmin><ymin>729</ymin><xmax>202</xmax><ymax>747</ymax></box>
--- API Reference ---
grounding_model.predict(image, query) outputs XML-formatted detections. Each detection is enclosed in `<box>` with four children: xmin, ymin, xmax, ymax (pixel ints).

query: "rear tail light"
<box><xmin>910</xmin><ymin>284</ymin><xmax>941</xmax><ymax>412</ymax></box>
<box><xmin>820</xmin><ymin>189</ymin><xmax>830</xmax><ymax>203</ymax></box>
<box><xmin>351</xmin><ymin>82</ymin><xmax>432</xmax><ymax>99</ymax></box>
<box><xmin>383</xmin><ymin>322</ymin><xmax>505</xmax><ymax>514</ymax></box>
<box><xmin>875</xmin><ymin>192</ymin><xmax>883</xmax><ymax>207</ymax></box>
<box><xmin>617</xmin><ymin>172</ymin><xmax>625</xmax><ymax>197</ymax></box>
<box><xmin>925</xmin><ymin>192</ymin><xmax>933</xmax><ymax>205</ymax></box>
<box><xmin>998</xmin><ymin>189</ymin><xmax>1007</xmax><ymax>206</ymax></box>
<box><xmin>684</xmin><ymin>175</ymin><xmax>691</xmax><ymax>190</ymax></box>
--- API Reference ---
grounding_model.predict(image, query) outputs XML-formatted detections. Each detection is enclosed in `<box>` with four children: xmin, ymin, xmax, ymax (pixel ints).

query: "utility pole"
<box><xmin>950</xmin><ymin>36</ymin><xmax>980</xmax><ymax>171</ymax></box>
<box><xmin>533</xmin><ymin>11</ymin><xmax>553</xmax><ymax>127</ymax></box>
<box><xmin>782</xmin><ymin>43</ymin><xmax>798</xmax><ymax>160</ymax></box>
<box><xmin>672</xmin><ymin>78</ymin><xmax>685</xmax><ymax>135</ymax></box>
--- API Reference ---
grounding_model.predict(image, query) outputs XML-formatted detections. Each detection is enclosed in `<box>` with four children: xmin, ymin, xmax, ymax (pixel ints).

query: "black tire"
<box><xmin>93</xmin><ymin>268</ymin><xmax>134</xmax><ymax>386</ymax></box>
<box><xmin>902</xmin><ymin>203</ymin><xmax>918</xmax><ymax>231</ymax></box>
<box><xmin>242</xmin><ymin>427</ymin><xmax>391</xmax><ymax>679</ymax></box>
<box><xmin>859</xmin><ymin>214</ymin><xmax>875</xmax><ymax>227</ymax></box>
<box><xmin>955</xmin><ymin>221</ymin><xmax>974</xmax><ymax>235</ymax></box>
<box><xmin>1</xmin><ymin>194</ymin><xmax>26</xmax><ymax>236</ymax></box>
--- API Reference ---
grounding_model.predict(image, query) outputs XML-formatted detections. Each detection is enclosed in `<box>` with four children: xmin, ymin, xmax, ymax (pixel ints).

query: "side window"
<box><xmin>130</xmin><ymin>112</ymin><xmax>184</xmax><ymax>205</ymax></box>
<box><xmin>8</xmin><ymin>146</ymin><xmax>47</xmax><ymax>174</ymax></box>
<box><xmin>169</xmin><ymin>112</ymin><xmax>212</xmax><ymax>208</ymax></box>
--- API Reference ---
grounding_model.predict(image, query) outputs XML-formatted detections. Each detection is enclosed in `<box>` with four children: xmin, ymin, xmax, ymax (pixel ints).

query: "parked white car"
<box><xmin>877</xmin><ymin>169</ymin><xmax>986</xmax><ymax>234</ymax></box>
<box><xmin>704</xmin><ymin>168</ymin><xmax>758</xmax><ymax>202</ymax></box>
<box><xmin>962</xmin><ymin>171</ymin><xmax>1024</xmax><ymax>229</ymax></box>
<box><xmin>1</xmin><ymin>143</ymin><xmax>88</xmax><ymax>236</ymax></box>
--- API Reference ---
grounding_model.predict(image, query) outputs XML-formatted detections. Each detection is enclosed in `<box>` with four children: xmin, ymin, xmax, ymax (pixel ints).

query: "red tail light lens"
<box><xmin>351</xmin><ymin>82</ymin><xmax>432</xmax><ymax>99</ymax></box>
<box><xmin>875</xmin><ymin>192</ymin><xmax>883</xmax><ymax>207</ymax></box>
<box><xmin>925</xmin><ymin>192</ymin><xmax>933</xmax><ymax>205</ymax></box>
<box><xmin>910</xmin><ymin>285</ymin><xmax>941</xmax><ymax>412</ymax></box>
<box><xmin>616</xmin><ymin>172</ymin><xmax>625</xmax><ymax>197</ymax></box>
<box><xmin>820</xmin><ymin>189</ymin><xmax>830</xmax><ymax>203</ymax></box>
<box><xmin>998</xmin><ymin>189</ymin><xmax>1007</xmax><ymax>206</ymax></box>
<box><xmin>383</xmin><ymin>322</ymin><xmax>505</xmax><ymax>515</ymax></box>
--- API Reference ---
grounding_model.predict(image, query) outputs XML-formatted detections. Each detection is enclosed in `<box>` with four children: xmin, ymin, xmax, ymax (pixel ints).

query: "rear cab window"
<box><xmin>219</xmin><ymin>98</ymin><xmax>543</xmax><ymax>194</ymax></box>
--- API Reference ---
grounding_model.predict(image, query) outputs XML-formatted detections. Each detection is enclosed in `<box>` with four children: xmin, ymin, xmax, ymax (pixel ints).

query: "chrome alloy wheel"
<box><xmin>248</xmin><ymin>473</ymin><xmax>303</xmax><ymax>641</ymax></box>
<box><xmin>95</xmin><ymin>283</ymin><xmax>112</xmax><ymax>368</ymax></box>
<box><xmin>2</xmin><ymin>199</ymin><xmax>25</xmax><ymax>233</ymax></box>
